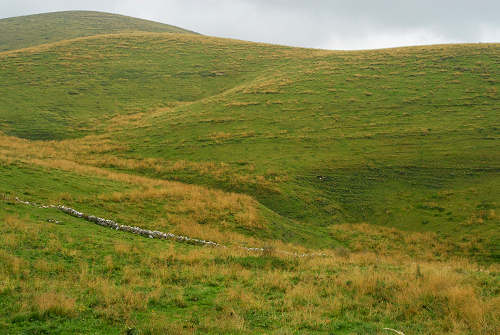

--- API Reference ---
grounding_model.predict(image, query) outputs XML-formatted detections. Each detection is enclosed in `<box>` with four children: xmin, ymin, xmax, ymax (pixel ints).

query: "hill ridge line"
<box><xmin>0</xmin><ymin>31</ymin><xmax>202</xmax><ymax>56</ymax></box>
<box><xmin>0</xmin><ymin>30</ymin><xmax>309</xmax><ymax>57</ymax></box>
<box><xmin>2</xmin><ymin>28</ymin><xmax>496</xmax><ymax>57</ymax></box>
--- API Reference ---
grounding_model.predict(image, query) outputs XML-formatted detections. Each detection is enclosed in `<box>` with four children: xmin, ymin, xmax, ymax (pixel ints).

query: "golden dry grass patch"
<box><xmin>34</xmin><ymin>292</ymin><xmax>77</xmax><ymax>317</ymax></box>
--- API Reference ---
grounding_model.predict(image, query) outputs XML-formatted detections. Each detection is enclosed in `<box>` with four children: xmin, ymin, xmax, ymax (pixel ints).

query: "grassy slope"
<box><xmin>0</xmin><ymin>34</ymin><xmax>498</xmax><ymax>258</ymax></box>
<box><xmin>0</xmin><ymin>11</ymin><xmax>195</xmax><ymax>52</ymax></box>
<box><xmin>0</xmin><ymin>163</ymin><xmax>498</xmax><ymax>335</ymax></box>
<box><xmin>0</xmin><ymin>23</ymin><xmax>499</xmax><ymax>333</ymax></box>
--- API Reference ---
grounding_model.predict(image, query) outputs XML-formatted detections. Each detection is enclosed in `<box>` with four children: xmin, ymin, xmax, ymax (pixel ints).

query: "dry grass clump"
<box><xmin>2</xmin><ymin>233</ymin><xmax>19</xmax><ymax>248</ymax></box>
<box><xmin>113</xmin><ymin>241</ymin><xmax>133</xmax><ymax>255</ymax></box>
<box><xmin>241</xmin><ymin>76</ymin><xmax>292</xmax><ymax>95</ymax></box>
<box><xmin>463</xmin><ymin>209</ymin><xmax>497</xmax><ymax>225</ymax></box>
<box><xmin>87</xmin><ymin>277</ymin><xmax>150</xmax><ymax>321</ymax></box>
<box><xmin>2</xmin><ymin>214</ymin><xmax>42</xmax><ymax>238</ymax></box>
<box><xmin>34</xmin><ymin>259</ymin><xmax>66</xmax><ymax>275</ymax></box>
<box><xmin>167</xmin><ymin>217</ymin><xmax>263</xmax><ymax>246</ymax></box>
<box><xmin>34</xmin><ymin>292</ymin><xmax>77</xmax><ymax>317</ymax></box>
<box><xmin>331</xmin><ymin>223</ymin><xmax>465</xmax><ymax>260</ymax></box>
<box><xmin>0</xmin><ymin>249</ymin><xmax>26</xmax><ymax>277</ymax></box>
<box><xmin>207</xmin><ymin>131</ymin><xmax>256</xmax><ymax>144</ymax></box>
<box><xmin>169</xmin><ymin>187</ymin><xmax>263</xmax><ymax>229</ymax></box>
<box><xmin>389</xmin><ymin>264</ymin><xmax>500</xmax><ymax>334</ymax></box>
<box><xmin>142</xmin><ymin>312</ymin><xmax>192</xmax><ymax>335</ymax></box>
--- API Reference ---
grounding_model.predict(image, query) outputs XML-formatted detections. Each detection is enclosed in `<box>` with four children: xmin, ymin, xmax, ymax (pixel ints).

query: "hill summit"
<box><xmin>0</xmin><ymin>10</ymin><xmax>196</xmax><ymax>51</ymax></box>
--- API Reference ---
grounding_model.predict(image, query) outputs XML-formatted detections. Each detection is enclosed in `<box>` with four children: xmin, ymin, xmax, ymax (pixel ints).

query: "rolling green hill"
<box><xmin>1</xmin><ymin>34</ymin><xmax>498</xmax><ymax>255</ymax></box>
<box><xmin>0</xmin><ymin>12</ymin><xmax>499</xmax><ymax>335</ymax></box>
<box><xmin>0</xmin><ymin>11</ymin><xmax>196</xmax><ymax>52</ymax></box>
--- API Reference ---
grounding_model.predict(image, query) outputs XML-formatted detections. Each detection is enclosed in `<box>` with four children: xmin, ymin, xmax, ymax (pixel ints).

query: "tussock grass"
<box><xmin>34</xmin><ymin>292</ymin><xmax>77</xmax><ymax>318</ymax></box>
<box><xmin>1</xmin><ymin>211</ymin><xmax>498</xmax><ymax>334</ymax></box>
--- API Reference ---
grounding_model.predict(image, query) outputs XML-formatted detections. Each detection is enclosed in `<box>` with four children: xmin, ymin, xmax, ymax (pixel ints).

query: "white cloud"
<box><xmin>479</xmin><ymin>24</ymin><xmax>500</xmax><ymax>43</ymax></box>
<box><xmin>322</xmin><ymin>28</ymin><xmax>457</xmax><ymax>50</ymax></box>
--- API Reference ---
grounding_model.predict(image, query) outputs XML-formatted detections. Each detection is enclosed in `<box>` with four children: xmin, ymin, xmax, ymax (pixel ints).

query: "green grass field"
<box><xmin>0</xmin><ymin>11</ymin><xmax>499</xmax><ymax>334</ymax></box>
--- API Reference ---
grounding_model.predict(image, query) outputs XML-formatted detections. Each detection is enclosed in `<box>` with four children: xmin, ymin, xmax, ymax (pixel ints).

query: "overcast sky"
<box><xmin>1</xmin><ymin>0</ymin><xmax>499</xmax><ymax>50</ymax></box>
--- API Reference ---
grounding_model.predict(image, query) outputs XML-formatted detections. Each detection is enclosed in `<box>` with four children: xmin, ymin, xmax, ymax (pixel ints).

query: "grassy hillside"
<box><xmin>0</xmin><ymin>19</ymin><xmax>499</xmax><ymax>334</ymax></box>
<box><xmin>1</xmin><ymin>196</ymin><xmax>498</xmax><ymax>335</ymax></box>
<box><xmin>0</xmin><ymin>34</ymin><xmax>498</xmax><ymax>257</ymax></box>
<box><xmin>0</xmin><ymin>11</ymin><xmax>195</xmax><ymax>52</ymax></box>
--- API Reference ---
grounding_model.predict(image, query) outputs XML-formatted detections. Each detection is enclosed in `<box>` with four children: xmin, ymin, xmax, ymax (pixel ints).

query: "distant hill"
<box><xmin>0</xmin><ymin>10</ymin><xmax>196</xmax><ymax>51</ymax></box>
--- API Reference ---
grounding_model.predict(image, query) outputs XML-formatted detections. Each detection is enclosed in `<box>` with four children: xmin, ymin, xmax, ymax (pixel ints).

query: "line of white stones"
<box><xmin>16</xmin><ymin>197</ymin><xmax>228</xmax><ymax>248</ymax></box>
<box><xmin>15</xmin><ymin>197</ymin><xmax>325</xmax><ymax>257</ymax></box>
